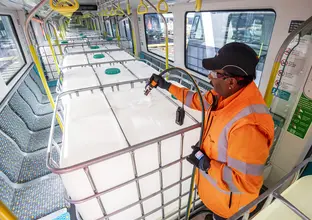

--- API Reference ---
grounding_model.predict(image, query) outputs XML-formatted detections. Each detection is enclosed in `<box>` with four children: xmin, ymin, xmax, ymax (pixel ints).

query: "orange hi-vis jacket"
<box><xmin>168</xmin><ymin>82</ymin><xmax>274</xmax><ymax>218</ymax></box>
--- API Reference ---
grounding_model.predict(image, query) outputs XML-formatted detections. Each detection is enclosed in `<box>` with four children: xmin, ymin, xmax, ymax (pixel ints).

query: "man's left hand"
<box><xmin>186</xmin><ymin>145</ymin><xmax>211</xmax><ymax>172</ymax></box>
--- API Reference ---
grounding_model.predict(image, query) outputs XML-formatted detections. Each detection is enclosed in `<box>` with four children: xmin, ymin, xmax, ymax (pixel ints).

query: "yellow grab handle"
<box><xmin>137</xmin><ymin>0</ymin><xmax>148</xmax><ymax>15</ymax></box>
<box><xmin>29</xmin><ymin>45</ymin><xmax>64</xmax><ymax>131</ymax></box>
<box><xmin>157</xmin><ymin>0</ymin><xmax>169</xmax><ymax>13</ymax></box>
<box><xmin>0</xmin><ymin>201</ymin><xmax>17</xmax><ymax>220</ymax></box>
<box><xmin>127</xmin><ymin>0</ymin><xmax>131</xmax><ymax>15</ymax></box>
<box><xmin>49</xmin><ymin>0</ymin><xmax>79</xmax><ymax>12</ymax></box>
<box><xmin>264</xmin><ymin>61</ymin><xmax>280</xmax><ymax>107</ymax></box>
<box><xmin>195</xmin><ymin>0</ymin><xmax>202</xmax><ymax>12</ymax></box>
<box><xmin>46</xmin><ymin>34</ymin><xmax>61</xmax><ymax>75</ymax></box>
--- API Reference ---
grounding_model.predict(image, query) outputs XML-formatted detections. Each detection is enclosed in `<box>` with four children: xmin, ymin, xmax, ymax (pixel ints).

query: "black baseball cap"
<box><xmin>202</xmin><ymin>42</ymin><xmax>259</xmax><ymax>79</ymax></box>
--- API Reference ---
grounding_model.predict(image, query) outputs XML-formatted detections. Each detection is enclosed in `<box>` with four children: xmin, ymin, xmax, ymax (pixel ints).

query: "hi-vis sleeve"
<box><xmin>168</xmin><ymin>84</ymin><xmax>212</xmax><ymax>111</ymax></box>
<box><xmin>208</xmin><ymin>125</ymin><xmax>270</xmax><ymax>194</ymax></box>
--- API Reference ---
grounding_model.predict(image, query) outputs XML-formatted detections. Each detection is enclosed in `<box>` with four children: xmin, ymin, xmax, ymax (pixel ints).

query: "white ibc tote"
<box><xmin>48</xmin><ymin>80</ymin><xmax>203</xmax><ymax>220</ymax></box>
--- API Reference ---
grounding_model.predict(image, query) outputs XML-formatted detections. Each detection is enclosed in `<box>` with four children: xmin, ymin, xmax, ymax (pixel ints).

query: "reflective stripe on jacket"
<box><xmin>168</xmin><ymin>82</ymin><xmax>274</xmax><ymax>218</ymax></box>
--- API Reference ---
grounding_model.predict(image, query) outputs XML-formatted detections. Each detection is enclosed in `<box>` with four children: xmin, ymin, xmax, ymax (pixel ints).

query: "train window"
<box><xmin>125</xmin><ymin>19</ymin><xmax>132</xmax><ymax>40</ymax></box>
<box><xmin>185</xmin><ymin>10</ymin><xmax>276</xmax><ymax>85</ymax></box>
<box><xmin>119</xmin><ymin>20</ymin><xmax>127</xmax><ymax>39</ymax></box>
<box><xmin>105</xmin><ymin>20</ymin><xmax>113</xmax><ymax>37</ymax></box>
<box><xmin>119</xmin><ymin>18</ymin><xmax>132</xmax><ymax>40</ymax></box>
<box><xmin>0</xmin><ymin>15</ymin><xmax>26</xmax><ymax>84</ymax></box>
<box><xmin>111</xmin><ymin>18</ymin><xmax>117</xmax><ymax>37</ymax></box>
<box><xmin>144</xmin><ymin>13</ymin><xmax>174</xmax><ymax>61</ymax></box>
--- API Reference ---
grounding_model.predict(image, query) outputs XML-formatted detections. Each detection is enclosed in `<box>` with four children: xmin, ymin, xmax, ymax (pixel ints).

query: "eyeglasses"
<box><xmin>210</xmin><ymin>71</ymin><xmax>245</xmax><ymax>81</ymax></box>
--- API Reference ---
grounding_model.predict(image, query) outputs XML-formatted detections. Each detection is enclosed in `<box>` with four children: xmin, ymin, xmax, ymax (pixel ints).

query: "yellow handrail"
<box><xmin>115</xmin><ymin>24</ymin><xmax>121</xmax><ymax>47</ymax></box>
<box><xmin>49</xmin><ymin>22</ymin><xmax>63</xmax><ymax>56</ymax></box>
<box><xmin>126</xmin><ymin>0</ymin><xmax>131</xmax><ymax>15</ymax></box>
<box><xmin>195</xmin><ymin>0</ymin><xmax>202</xmax><ymax>11</ymax></box>
<box><xmin>29</xmin><ymin>45</ymin><xmax>64</xmax><ymax>130</ymax></box>
<box><xmin>46</xmin><ymin>33</ymin><xmax>61</xmax><ymax>75</ymax></box>
<box><xmin>0</xmin><ymin>201</ymin><xmax>17</xmax><ymax>220</ymax></box>
<box><xmin>109</xmin><ymin>7</ymin><xmax>116</xmax><ymax>16</ymax></box>
<box><xmin>93</xmin><ymin>19</ymin><xmax>96</xmax><ymax>30</ymax></box>
<box><xmin>132</xmin><ymin>28</ymin><xmax>137</xmax><ymax>57</ymax></box>
<box><xmin>25</xmin><ymin>0</ymin><xmax>64</xmax><ymax>131</ymax></box>
<box><xmin>156</xmin><ymin>0</ymin><xmax>168</xmax><ymax>13</ymax></box>
<box><xmin>137</xmin><ymin>0</ymin><xmax>148</xmax><ymax>15</ymax></box>
<box><xmin>115</xmin><ymin>3</ymin><xmax>124</xmax><ymax>16</ymax></box>
<box><xmin>103</xmin><ymin>9</ymin><xmax>109</xmax><ymax>16</ymax></box>
<box><xmin>113</xmin><ymin>3</ymin><xmax>137</xmax><ymax>57</ymax></box>
<box><xmin>143</xmin><ymin>0</ymin><xmax>168</xmax><ymax>68</ymax></box>
<box><xmin>264</xmin><ymin>61</ymin><xmax>280</xmax><ymax>106</ymax></box>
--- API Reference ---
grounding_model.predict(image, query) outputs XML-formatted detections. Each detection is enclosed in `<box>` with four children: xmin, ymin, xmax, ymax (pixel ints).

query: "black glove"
<box><xmin>149</xmin><ymin>74</ymin><xmax>171</xmax><ymax>90</ymax></box>
<box><xmin>186</xmin><ymin>145</ymin><xmax>210</xmax><ymax>171</ymax></box>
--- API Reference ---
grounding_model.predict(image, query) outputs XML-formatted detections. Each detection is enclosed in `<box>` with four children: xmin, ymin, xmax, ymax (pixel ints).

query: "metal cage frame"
<box><xmin>47</xmin><ymin>76</ymin><xmax>206</xmax><ymax>220</ymax></box>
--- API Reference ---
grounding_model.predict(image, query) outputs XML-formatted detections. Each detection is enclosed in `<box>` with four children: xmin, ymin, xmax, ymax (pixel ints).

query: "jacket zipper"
<box><xmin>229</xmin><ymin>192</ymin><xmax>233</xmax><ymax>208</ymax></box>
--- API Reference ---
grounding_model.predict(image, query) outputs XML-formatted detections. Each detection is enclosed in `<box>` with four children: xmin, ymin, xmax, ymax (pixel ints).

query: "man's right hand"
<box><xmin>149</xmin><ymin>74</ymin><xmax>171</xmax><ymax>91</ymax></box>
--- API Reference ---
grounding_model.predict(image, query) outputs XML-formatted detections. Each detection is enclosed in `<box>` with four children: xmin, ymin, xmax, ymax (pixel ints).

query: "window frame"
<box><xmin>0</xmin><ymin>14</ymin><xmax>27</xmax><ymax>85</ymax></box>
<box><xmin>105</xmin><ymin>19</ymin><xmax>113</xmax><ymax>37</ymax></box>
<box><xmin>143</xmin><ymin>12</ymin><xmax>174</xmax><ymax>62</ymax></box>
<box><xmin>184</xmin><ymin>9</ymin><xmax>276</xmax><ymax>77</ymax></box>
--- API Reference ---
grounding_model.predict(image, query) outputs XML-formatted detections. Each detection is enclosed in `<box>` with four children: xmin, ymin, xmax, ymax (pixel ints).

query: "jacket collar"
<box><xmin>214</xmin><ymin>82</ymin><xmax>259</xmax><ymax>110</ymax></box>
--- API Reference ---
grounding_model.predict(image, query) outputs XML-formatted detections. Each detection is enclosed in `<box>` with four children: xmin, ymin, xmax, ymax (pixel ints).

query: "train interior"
<box><xmin>0</xmin><ymin>0</ymin><xmax>312</xmax><ymax>219</ymax></box>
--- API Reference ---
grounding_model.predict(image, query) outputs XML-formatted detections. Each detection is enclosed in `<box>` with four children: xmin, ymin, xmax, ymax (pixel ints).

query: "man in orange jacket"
<box><xmin>148</xmin><ymin>42</ymin><xmax>274</xmax><ymax>220</ymax></box>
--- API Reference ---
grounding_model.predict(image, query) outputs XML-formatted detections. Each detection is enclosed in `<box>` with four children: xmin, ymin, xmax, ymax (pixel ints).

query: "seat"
<box><xmin>18</xmin><ymin>83</ymin><xmax>53</xmax><ymax>116</ymax></box>
<box><xmin>29</xmin><ymin>69</ymin><xmax>57</xmax><ymax>94</ymax></box>
<box><xmin>9</xmin><ymin>92</ymin><xmax>54</xmax><ymax>131</ymax></box>
<box><xmin>0</xmin><ymin>106</ymin><xmax>62</xmax><ymax>153</ymax></box>
<box><xmin>0</xmin><ymin>175</ymin><xmax>69</xmax><ymax>220</ymax></box>
<box><xmin>0</xmin><ymin>131</ymin><xmax>52</xmax><ymax>183</ymax></box>
<box><xmin>24</xmin><ymin>76</ymin><xmax>58</xmax><ymax>104</ymax></box>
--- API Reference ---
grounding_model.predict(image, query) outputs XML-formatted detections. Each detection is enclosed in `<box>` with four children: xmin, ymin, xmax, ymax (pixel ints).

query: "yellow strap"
<box><xmin>137</xmin><ymin>0</ymin><xmax>148</xmax><ymax>15</ymax></box>
<box><xmin>46</xmin><ymin>34</ymin><xmax>61</xmax><ymax>75</ymax></box>
<box><xmin>127</xmin><ymin>0</ymin><xmax>131</xmax><ymax>15</ymax></box>
<box><xmin>29</xmin><ymin>45</ymin><xmax>64</xmax><ymax>131</ymax></box>
<box><xmin>157</xmin><ymin>0</ymin><xmax>169</xmax><ymax>13</ymax></box>
<box><xmin>195</xmin><ymin>0</ymin><xmax>202</xmax><ymax>12</ymax></box>
<box><xmin>50</xmin><ymin>24</ymin><xmax>63</xmax><ymax>55</ymax></box>
<box><xmin>264</xmin><ymin>61</ymin><xmax>280</xmax><ymax>107</ymax></box>
<box><xmin>0</xmin><ymin>201</ymin><xmax>17</xmax><ymax>220</ymax></box>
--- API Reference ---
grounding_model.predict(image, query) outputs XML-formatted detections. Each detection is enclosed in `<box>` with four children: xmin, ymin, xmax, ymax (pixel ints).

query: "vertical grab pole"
<box><xmin>25</xmin><ymin>0</ymin><xmax>63</xmax><ymax>131</ymax></box>
<box><xmin>0</xmin><ymin>200</ymin><xmax>17</xmax><ymax>220</ymax></box>
<box><xmin>264</xmin><ymin>16</ymin><xmax>312</xmax><ymax>107</ymax></box>
<box><xmin>48</xmin><ymin>21</ymin><xmax>63</xmax><ymax>56</ymax></box>
<box><xmin>112</xmin><ymin>3</ymin><xmax>138</xmax><ymax>57</ymax></box>
<box><xmin>43</xmin><ymin>11</ymin><xmax>61</xmax><ymax>75</ymax></box>
<box><xmin>143</xmin><ymin>0</ymin><xmax>169</xmax><ymax>69</ymax></box>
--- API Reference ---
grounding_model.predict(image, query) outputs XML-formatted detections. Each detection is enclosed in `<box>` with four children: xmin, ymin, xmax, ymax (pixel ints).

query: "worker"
<box><xmin>148</xmin><ymin>42</ymin><xmax>274</xmax><ymax>220</ymax></box>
